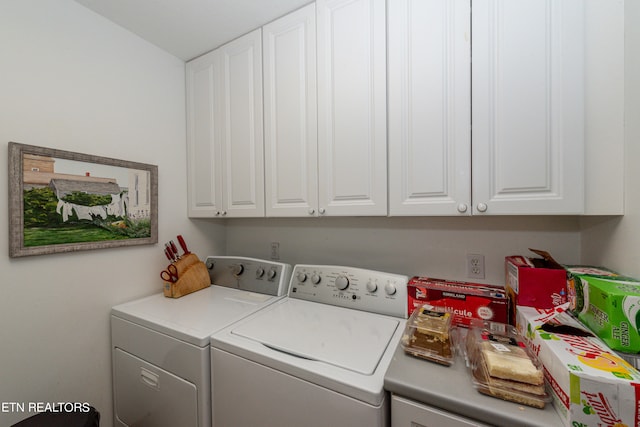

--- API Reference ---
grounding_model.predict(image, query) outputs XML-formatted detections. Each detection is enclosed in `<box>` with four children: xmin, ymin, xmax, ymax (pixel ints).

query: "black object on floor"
<box><xmin>10</xmin><ymin>406</ymin><xmax>100</xmax><ymax>427</ymax></box>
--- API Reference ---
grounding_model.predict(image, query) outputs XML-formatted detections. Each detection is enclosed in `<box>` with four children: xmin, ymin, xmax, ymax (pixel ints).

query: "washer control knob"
<box><xmin>385</xmin><ymin>281</ymin><xmax>397</xmax><ymax>295</ymax></box>
<box><xmin>267</xmin><ymin>268</ymin><xmax>277</xmax><ymax>280</ymax></box>
<box><xmin>335</xmin><ymin>275</ymin><xmax>349</xmax><ymax>290</ymax></box>
<box><xmin>206</xmin><ymin>260</ymin><xmax>215</xmax><ymax>270</ymax></box>
<box><xmin>230</xmin><ymin>264</ymin><xmax>244</xmax><ymax>276</ymax></box>
<box><xmin>256</xmin><ymin>267</ymin><xmax>265</xmax><ymax>278</ymax></box>
<box><xmin>366</xmin><ymin>280</ymin><xmax>378</xmax><ymax>293</ymax></box>
<box><xmin>297</xmin><ymin>272</ymin><xmax>308</xmax><ymax>282</ymax></box>
<box><xmin>311</xmin><ymin>274</ymin><xmax>321</xmax><ymax>284</ymax></box>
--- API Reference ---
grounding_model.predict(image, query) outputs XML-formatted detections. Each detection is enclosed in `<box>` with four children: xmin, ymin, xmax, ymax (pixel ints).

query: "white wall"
<box><xmin>226</xmin><ymin>216</ymin><xmax>582</xmax><ymax>285</ymax></box>
<box><xmin>0</xmin><ymin>1</ymin><xmax>225</xmax><ymax>426</ymax></box>
<box><xmin>581</xmin><ymin>0</ymin><xmax>640</xmax><ymax>277</ymax></box>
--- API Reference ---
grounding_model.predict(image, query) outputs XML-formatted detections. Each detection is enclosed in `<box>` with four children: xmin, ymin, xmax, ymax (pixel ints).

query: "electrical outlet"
<box><xmin>270</xmin><ymin>242</ymin><xmax>280</xmax><ymax>260</ymax></box>
<box><xmin>466</xmin><ymin>254</ymin><xmax>485</xmax><ymax>279</ymax></box>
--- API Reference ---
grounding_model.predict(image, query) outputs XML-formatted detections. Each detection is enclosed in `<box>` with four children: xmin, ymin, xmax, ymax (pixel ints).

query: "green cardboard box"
<box><xmin>569</xmin><ymin>272</ymin><xmax>640</xmax><ymax>353</ymax></box>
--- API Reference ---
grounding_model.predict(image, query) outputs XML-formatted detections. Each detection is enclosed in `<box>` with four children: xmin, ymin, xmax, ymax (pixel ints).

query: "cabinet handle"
<box><xmin>476</xmin><ymin>203</ymin><xmax>488</xmax><ymax>213</ymax></box>
<box><xmin>221</xmin><ymin>210</ymin><xmax>227</xmax><ymax>216</ymax></box>
<box><xmin>456</xmin><ymin>203</ymin><xmax>468</xmax><ymax>213</ymax></box>
<box><xmin>308</xmin><ymin>209</ymin><xmax>315</xmax><ymax>215</ymax></box>
<box><xmin>318</xmin><ymin>208</ymin><xmax>326</xmax><ymax>215</ymax></box>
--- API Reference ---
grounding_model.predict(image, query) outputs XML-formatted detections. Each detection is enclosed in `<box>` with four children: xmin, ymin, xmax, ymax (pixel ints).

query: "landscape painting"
<box><xmin>9</xmin><ymin>142</ymin><xmax>158</xmax><ymax>257</ymax></box>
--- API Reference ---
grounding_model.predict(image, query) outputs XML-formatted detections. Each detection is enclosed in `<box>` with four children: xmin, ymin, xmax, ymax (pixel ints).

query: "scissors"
<box><xmin>160</xmin><ymin>264</ymin><xmax>179</xmax><ymax>283</ymax></box>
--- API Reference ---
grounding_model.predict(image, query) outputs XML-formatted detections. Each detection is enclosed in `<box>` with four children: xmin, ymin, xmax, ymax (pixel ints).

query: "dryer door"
<box><xmin>114</xmin><ymin>348</ymin><xmax>198</xmax><ymax>427</ymax></box>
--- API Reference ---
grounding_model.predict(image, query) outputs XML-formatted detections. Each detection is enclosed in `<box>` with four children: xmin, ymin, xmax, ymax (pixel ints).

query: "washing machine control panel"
<box><xmin>289</xmin><ymin>265</ymin><xmax>409</xmax><ymax>318</ymax></box>
<box><xmin>205</xmin><ymin>256</ymin><xmax>292</xmax><ymax>296</ymax></box>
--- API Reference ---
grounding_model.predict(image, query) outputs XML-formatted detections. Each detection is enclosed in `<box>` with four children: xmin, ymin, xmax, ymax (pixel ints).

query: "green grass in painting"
<box><xmin>24</xmin><ymin>224</ymin><xmax>129</xmax><ymax>247</ymax></box>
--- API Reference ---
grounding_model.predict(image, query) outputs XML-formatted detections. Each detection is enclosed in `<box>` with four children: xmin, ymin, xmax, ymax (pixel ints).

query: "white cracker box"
<box><xmin>516</xmin><ymin>305</ymin><xmax>640</xmax><ymax>427</ymax></box>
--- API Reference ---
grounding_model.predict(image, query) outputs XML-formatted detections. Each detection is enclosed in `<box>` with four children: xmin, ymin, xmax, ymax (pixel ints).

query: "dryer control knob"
<box><xmin>256</xmin><ymin>267</ymin><xmax>265</xmax><ymax>278</ymax></box>
<box><xmin>231</xmin><ymin>264</ymin><xmax>244</xmax><ymax>276</ymax></box>
<box><xmin>267</xmin><ymin>268</ymin><xmax>277</xmax><ymax>280</ymax></box>
<box><xmin>366</xmin><ymin>280</ymin><xmax>378</xmax><ymax>293</ymax></box>
<box><xmin>311</xmin><ymin>274</ymin><xmax>321</xmax><ymax>284</ymax></box>
<box><xmin>297</xmin><ymin>272</ymin><xmax>308</xmax><ymax>282</ymax></box>
<box><xmin>335</xmin><ymin>275</ymin><xmax>349</xmax><ymax>290</ymax></box>
<box><xmin>385</xmin><ymin>281</ymin><xmax>397</xmax><ymax>296</ymax></box>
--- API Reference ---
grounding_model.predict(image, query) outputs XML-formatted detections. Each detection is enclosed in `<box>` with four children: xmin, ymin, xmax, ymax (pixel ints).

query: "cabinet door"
<box><xmin>186</xmin><ymin>51</ymin><xmax>223</xmax><ymax>217</ymax></box>
<box><xmin>317</xmin><ymin>0</ymin><xmax>387</xmax><ymax>216</ymax></box>
<box><xmin>263</xmin><ymin>4</ymin><xmax>318</xmax><ymax>217</ymax></box>
<box><xmin>388</xmin><ymin>0</ymin><xmax>471</xmax><ymax>216</ymax></box>
<box><xmin>472</xmin><ymin>0</ymin><xmax>584</xmax><ymax>215</ymax></box>
<box><xmin>218</xmin><ymin>29</ymin><xmax>265</xmax><ymax>217</ymax></box>
<box><xmin>391</xmin><ymin>395</ymin><xmax>491</xmax><ymax>427</ymax></box>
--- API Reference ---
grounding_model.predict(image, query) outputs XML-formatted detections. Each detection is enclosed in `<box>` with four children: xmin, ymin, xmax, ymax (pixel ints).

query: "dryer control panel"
<box><xmin>205</xmin><ymin>256</ymin><xmax>292</xmax><ymax>297</ymax></box>
<box><xmin>289</xmin><ymin>265</ymin><xmax>409</xmax><ymax>318</ymax></box>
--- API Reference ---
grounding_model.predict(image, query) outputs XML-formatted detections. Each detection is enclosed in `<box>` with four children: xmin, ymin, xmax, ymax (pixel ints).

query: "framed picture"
<box><xmin>8</xmin><ymin>142</ymin><xmax>158</xmax><ymax>257</ymax></box>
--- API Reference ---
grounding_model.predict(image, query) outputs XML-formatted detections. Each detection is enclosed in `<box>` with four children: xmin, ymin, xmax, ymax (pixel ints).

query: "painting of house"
<box><xmin>19</xmin><ymin>152</ymin><xmax>152</xmax><ymax>247</ymax></box>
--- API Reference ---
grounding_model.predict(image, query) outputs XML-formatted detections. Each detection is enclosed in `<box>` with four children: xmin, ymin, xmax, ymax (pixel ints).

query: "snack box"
<box><xmin>568</xmin><ymin>271</ymin><xmax>640</xmax><ymax>353</ymax></box>
<box><xmin>505</xmin><ymin>249</ymin><xmax>569</xmax><ymax>324</ymax></box>
<box><xmin>401</xmin><ymin>305</ymin><xmax>456</xmax><ymax>366</ymax></box>
<box><xmin>516</xmin><ymin>305</ymin><xmax>640</xmax><ymax>427</ymax></box>
<box><xmin>465</xmin><ymin>320</ymin><xmax>550</xmax><ymax>409</ymax></box>
<box><xmin>407</xmin><ymin>277</ymin><xmax>508</xmax><ymax>327</ymax></box>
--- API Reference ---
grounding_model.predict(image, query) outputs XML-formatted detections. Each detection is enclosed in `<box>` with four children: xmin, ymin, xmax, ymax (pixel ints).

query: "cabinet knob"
<box><xmin>476</xmin><ymin>203</ymin><xmax>488</xmax><ymax>213</ymax></box>
<box><xmin>221</xmin><ymin>210</ymin><xmax>228</xmax><ymax>216</ymax></box>
<box><xmin>457</xmin><ymin>203</ymin><xmax>468</xmax><ymax>213</ymax></box>
<box><xmin>308</xmin><ymin>209</ymin><xmax>315</xmax><ymax>215</ymax></box>
<box><xmin>318</xmin><ymin>208</ymin><xmax>326</xmax><ymax>215</ymax></box>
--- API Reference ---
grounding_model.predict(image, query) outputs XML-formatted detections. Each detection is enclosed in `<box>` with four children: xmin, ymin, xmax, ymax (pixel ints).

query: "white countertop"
<box><xmin>384</xmin><ymin>344</ymin><xmax>563</xmax><ymax>427</ymax></box>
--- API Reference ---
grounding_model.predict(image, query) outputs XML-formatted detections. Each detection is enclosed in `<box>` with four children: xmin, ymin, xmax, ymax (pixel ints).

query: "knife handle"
<box><xmin>170</xmin><ymin>240</ymin><xmax>180</xmax><ymax>259</ymax></box>
<box><xmin>177</xmin><ymin>235</ymin><xmax>190</xmax><ymax>254</ymax></box>
<box><xmin>165</xmin><ymin>243</ymin><xmax>177</xmax><ymax>262</ymax></box>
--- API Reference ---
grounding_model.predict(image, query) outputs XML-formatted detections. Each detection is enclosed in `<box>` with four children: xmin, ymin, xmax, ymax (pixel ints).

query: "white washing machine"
<box><xmin>111</xmin><ymin>256</ymin><xmax>291</xmax><ymax>427</ymax></box>
<box><xmin>210</xmin><ymin>264</ymin><xmax>409</xmax><ymax>427</ymax></box>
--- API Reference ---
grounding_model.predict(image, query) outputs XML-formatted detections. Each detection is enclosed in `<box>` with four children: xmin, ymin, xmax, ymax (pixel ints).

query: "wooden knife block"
<box><xmin>163</xmin><ymin>253</ymin><xmax>211</xmax><ymax>298</ymax></box>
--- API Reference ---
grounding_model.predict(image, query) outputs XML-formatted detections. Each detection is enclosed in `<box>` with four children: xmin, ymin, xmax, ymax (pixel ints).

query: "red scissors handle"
<box><xmin>160</xmin><ymin>264</ymin><xmax>179</xmax><ymax>282</ymax></box>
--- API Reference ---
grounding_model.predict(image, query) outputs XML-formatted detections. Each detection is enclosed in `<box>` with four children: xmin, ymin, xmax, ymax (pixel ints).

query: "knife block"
<box><xmin>163</xmin><ymin>253</ymin><xmax>211</xmax><ymax>298</ymax></box>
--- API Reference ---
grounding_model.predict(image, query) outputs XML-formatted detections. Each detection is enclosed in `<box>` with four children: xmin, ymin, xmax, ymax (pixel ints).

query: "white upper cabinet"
<box><xmin>186</xmin><ymin>50</ymin><xmax>222</xmax><ymax>217</ymax></box>
<box><xmin>186</xmin><ymin>29</ymin><xmax>264</xmax><ymax>218</ymax></box>
<box><xmin>263</xmin><ymin>4</ymin><xmax>318</xmax><ymax>217</ymax></box>
<box><xmin>390</xmin><ymin>0</ymin><xmax>587</xmax><ymax>216</ymax></box>
<box><xmin>316</xmin><ymin>0</ymin><xmax>388</xmax><ymax>216</ymax></box>
<box><xmin>219</xmin><ymin>29</ymin><xmax>265</xmax><ymax>217</ymax></box>
<box><xmin>388</xmin><ymin>0</ymin><xmax>471</xmax><ymax>216</ymax></box>
<box><xmin>188</xmin><ymin>0</ymin><xmax>623</xmax><ymax>218</ymax></box>
<box><xmin>471</xmin><ymin>0</ymin><xmax>585</xmax><ymax>215</ymax></box>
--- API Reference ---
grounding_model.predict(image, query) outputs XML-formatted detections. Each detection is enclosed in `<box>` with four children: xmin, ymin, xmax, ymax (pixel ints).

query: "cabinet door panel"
<box><xmin>186</xmin><ymin>52</ymin><xmax>223</xmax><ymax>217</ymax></box>
<box><xmin>219</xmin><ymin>29</ymin><xmax>265</xmax><ymax>217</ymax></box>
<box><xmin>317</xmin><ymin>0</ymin><xmax>387</xmax><ymax>216</ymax></box>
<box><xmin>388</xmin><ymin>0</ymin><xmax>471</xmax><ymax>215</ymax></box>
<box><xmin>391</xmin><ymin>395</ymin><xmax>491</xmax><ymax>427</ymax></box>
<box><xmin>472</xmin><ymin>0</ymin><xmax>584</xmax><ymax>215</ymax></box>
<box><xmin>264</xmin><ymin>4</ymin><xmax>318</xmax><ymax>217</ymax></box>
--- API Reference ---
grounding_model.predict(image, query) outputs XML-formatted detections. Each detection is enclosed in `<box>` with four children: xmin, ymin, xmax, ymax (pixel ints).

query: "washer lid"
<box><xmin>112</xmin><ymin>286</ymin><xmax>277</xmax><ymax>347</ymax></box>
<box><xmin>230</xmin><ymin>299</ymin><xmax>400</xmax><ymax>375</ymax></box>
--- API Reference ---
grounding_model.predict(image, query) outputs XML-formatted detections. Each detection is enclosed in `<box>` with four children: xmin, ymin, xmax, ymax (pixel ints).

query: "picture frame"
<box><xmin>8</xmin><ymin>142</ymin><xmax>158</xmax><ymax>257</ymax></box>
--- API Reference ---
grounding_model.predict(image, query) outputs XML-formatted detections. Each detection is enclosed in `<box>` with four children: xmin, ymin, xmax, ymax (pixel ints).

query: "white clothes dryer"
<box><xmin>210</xmin><ymin>264</ymin><xmax>409</xmax><ymax>427</ymax></box>
<box><xmin>111</xmin><ymin>256</ymin><xmax>291</xmax><ymax>427</ymax></box>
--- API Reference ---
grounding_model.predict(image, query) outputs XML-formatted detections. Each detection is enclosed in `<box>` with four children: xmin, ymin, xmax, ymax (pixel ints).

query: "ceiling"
<box><xmin>73</xmin><ymin>0</ymin><xmax>312</xmax><ymax>61</ymax></box>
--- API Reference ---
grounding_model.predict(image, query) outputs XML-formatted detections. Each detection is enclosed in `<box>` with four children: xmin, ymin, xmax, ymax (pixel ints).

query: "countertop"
<box><xmin>384</xmin><ymin>344</ymin><xmax>563</xmax><ymax>427</ymax></box>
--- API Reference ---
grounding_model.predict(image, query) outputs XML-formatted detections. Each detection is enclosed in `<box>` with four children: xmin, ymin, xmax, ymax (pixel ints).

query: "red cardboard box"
<box><xmin>505</xmin><ymin>249</ymin><xmax>568</xmax><ymax>324</ymax></box>
<box><xmin>407</xmin><ymin>277</ymin><xmax>508</xmax><ymax>327</ymax></box>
